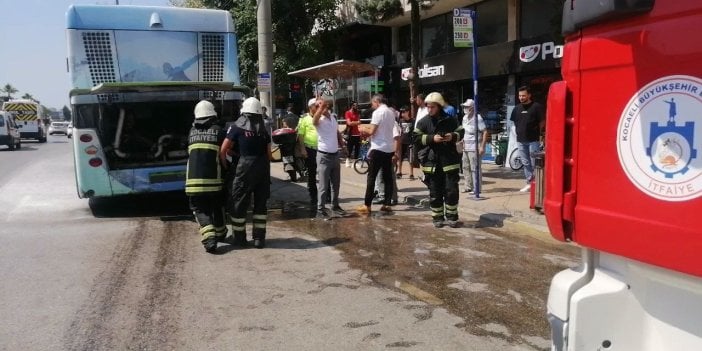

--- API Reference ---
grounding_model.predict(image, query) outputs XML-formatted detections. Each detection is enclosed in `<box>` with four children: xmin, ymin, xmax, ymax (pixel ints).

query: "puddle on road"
<box><xmin>269</xmin><ymin>206</ymin><xmax>578</xmax><ymax>348</ymax></box>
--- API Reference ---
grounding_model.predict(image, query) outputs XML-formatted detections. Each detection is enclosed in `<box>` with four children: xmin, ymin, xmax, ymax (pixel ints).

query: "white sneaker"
<box><xmin>519</xmin><ymin>184</ymin><xmax>531</xmax><ymax>192</ymax></box>
<box><xmin>345</xmin><ymin>160</ymin><xmax>351</xmax><ymax>168</ymax></box>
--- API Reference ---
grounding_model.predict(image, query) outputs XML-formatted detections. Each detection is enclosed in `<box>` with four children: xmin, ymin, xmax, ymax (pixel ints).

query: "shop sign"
<box><xmin>400</xmin><ymin>64</ymin><xmax>446</xmax><ymax>81</ymax></box>
<box><xmin>519</xmin><ymin>41</ymin><xmax>564</xmax><ymax>63</ymax></box>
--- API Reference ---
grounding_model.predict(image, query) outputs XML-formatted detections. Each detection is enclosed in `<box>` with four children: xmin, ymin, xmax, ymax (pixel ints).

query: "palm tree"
<box><xmin>21</xmin><ymin>93</ymin><xmax>35</xmax><ymax>101</ymax></box>
<box><xmin>2</xmin><ymin>84</ymin><xmax>18</xmax><ymax>100</ymax></box>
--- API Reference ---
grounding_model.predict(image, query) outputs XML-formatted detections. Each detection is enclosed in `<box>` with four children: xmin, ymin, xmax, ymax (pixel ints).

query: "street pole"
<box><xmin>470</xmin><ymin>9</ymin><xmax>482</xmax><ymax>200</ymax></box>
<box><xmin>257</xmin><ymin>0</ymin><xmax>274</xmax><ymax>116</ymax></box>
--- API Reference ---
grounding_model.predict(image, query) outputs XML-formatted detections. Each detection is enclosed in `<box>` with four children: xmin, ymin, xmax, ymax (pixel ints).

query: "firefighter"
<box><xmin>186</xmin><ymin>100</ymin><xmax>227</xmax><ymax>253</ymax></box>
<box><xmin>220</xmin><ymin>97</ymin><xmax>271</xmax><ymax>249</ymax></box>
<box><xmin>414</xmin><ymin>92</ymin><xmax>465</xmax><ymax>228</ymax></box>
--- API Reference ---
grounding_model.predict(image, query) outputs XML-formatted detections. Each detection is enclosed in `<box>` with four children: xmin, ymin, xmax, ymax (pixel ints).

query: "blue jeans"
<box><xmin>518</xmin><ymin>141</ymin><xmax>541</xmax><ymax>183</ymax></box>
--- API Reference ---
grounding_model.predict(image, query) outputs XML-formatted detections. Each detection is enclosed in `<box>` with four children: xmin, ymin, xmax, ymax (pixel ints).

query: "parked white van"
<box><xmin>0</xmin><ymin>111</ymin><xmax>21</xmax><ymax>150</ymax></box>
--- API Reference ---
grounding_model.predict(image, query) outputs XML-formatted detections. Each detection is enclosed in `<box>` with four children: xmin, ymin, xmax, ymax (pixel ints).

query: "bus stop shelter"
<box><xmin>288</xmin><ymin>59</ymin><xmax>378</xmax><ymax>114</ymax></box>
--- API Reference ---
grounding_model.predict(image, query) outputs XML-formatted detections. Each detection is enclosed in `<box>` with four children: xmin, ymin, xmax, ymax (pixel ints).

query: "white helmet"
<box><xmin>194</xmin><ymin>100</ymin><xmax>217</xmax><ymax>119</ymax></box>
<box><xmin>241</xmin><ymin>97</ymin><xmax>263</xmax><ymax>115</ymax></box>
<box><xmin>424</xmin><ymin>92</ymin><xmax>446</xmax><ymax>107</ymax></box>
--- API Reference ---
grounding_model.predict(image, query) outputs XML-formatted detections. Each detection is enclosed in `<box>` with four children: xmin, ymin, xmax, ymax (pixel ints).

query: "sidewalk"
<box><xmin>269</xmin><ymin>159</ymin><xmax>550</xmax><ymax>236</ymax></box>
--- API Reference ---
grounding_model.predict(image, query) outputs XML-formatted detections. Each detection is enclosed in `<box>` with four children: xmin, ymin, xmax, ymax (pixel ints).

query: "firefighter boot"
<box><xmin>233</xmin><ymin>231</ymin><xmax>248</xmax><ymax>247</ymax></box>
<box><xmin>253</xmin><ymin>236</ymin><xmax>265</xmax><ymax>249</ymax></box>
<box><xmin>202</xmin><ymin>237</ymin><xmax>218</xmax><ymax>253</ymax></box>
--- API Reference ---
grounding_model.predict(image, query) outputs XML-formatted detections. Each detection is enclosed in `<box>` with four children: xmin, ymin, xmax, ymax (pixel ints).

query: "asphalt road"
<box><xmin>0</xmin><ymin>135</ymin><xmax>576</xmax><ymax>350</ymax></box>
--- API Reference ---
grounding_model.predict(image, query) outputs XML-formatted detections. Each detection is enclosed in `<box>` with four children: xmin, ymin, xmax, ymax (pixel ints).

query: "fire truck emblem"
<box><xmin>617</xmin><ymin>75</ymin><xmax>702</xmax><ymax>202</ymax></box>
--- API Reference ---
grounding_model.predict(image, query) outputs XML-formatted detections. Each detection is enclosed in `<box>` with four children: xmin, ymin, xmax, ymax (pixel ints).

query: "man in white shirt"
<box><xmin>357</xmin><ymin>94</ymin><xmax>399</xmax><ymax>214</ymax></box>
<box><xmin>413</xmin><ymin>93</ymin><xmax>429</xmax><ymax>129</ymax></box>
<box><xmin>312</xmin><ymin>97</ymin><xmax>347</xmax><ymax>220</ymax></box>
<box><xmin>460</xmin><ymin>99</ymin><xmax>488</xmax><ymax>194</ymax></box>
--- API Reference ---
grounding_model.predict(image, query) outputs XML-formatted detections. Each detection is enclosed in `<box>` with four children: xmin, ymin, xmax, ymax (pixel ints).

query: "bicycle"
<box><xmin>508</xmin><ymin>148</ymin><xmax>523</xmax><ymax>170</ymax></box>
<box><xmin>353</xmin><ymin>140</ymin><xmax>370</xmax><ymax>175</ymax></box>
<box><xmin>508</xmin><ymin>141</ymin><xmax>545</xmax><ymax>171</ymax></box>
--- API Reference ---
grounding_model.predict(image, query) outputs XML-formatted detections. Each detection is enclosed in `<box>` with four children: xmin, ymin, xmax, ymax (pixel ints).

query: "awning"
<box><xmin>288</xmin><ymin>59</ymin><xmax>376</xmax><ymax>80</ymax></box>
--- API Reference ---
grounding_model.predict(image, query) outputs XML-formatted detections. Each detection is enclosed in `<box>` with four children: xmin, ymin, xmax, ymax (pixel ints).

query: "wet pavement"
<box><xmin>1</xmin><ymin>138</ymin><xmax>579</xmax><ymax>350</ymax></box>
<box><xmin>268</xmin><ymin>179</ymin><xmax>579</xmax><ymax>349</ymax></box>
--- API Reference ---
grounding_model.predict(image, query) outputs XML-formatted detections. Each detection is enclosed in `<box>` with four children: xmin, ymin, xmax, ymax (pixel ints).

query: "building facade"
<box><xmin>331</xmin><ymin>0</ymin><xmax>563</xmax><ymax>133</ymax></box>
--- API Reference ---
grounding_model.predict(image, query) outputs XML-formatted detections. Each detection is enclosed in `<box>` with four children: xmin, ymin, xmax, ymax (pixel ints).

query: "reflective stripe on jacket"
<box><xmin>413</xmin><ymin>112</ymin><xmax>464</xmax><ymax>173</ymax></box>
<box><xmin>186</xmin><ymin>121</ymin><xmax>224</xmax><ymax>195</ymax></box>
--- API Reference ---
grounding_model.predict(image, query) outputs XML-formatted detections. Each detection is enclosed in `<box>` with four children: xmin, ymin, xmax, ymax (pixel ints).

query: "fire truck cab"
<box><xmin>545</xmin><ymin>1</ymin><xmax>702</xmax><ymax>350</ymax></box>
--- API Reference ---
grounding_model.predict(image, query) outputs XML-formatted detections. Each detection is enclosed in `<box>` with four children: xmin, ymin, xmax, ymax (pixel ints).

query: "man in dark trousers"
<box><xmin>297</xmin><ymin>98</ymin><xmax>320</xmax><ymax>216</ymax></box>
<box><xmin>220</xmin><ymin>97</ymin><xmax>272</xmax><ymax>249</ymax></box>
<box><xmin>186</xmin><ymin>100</ymin><xmax>227</xmax><ymax>253</ymax></box>
<box><xmin>510</xmin><ymin>86</ymin><xmax>545</xmax><ymax>192</ymax></box>
<box><xmin>414</xmin><ymin>92</ymin><xmax>465</xmax><ymax>228</ymax></box>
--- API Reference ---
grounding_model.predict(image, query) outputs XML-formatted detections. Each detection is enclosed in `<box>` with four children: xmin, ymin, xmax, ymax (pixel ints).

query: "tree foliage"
<box><xmin>62</xmin><ymin>105</ymin><xmax>72</xmax><ymax>121</ymax></box>
<box><xmin>353</xmin><ymin>0</ymin><xmax>437</xmax><ymax>117</ymax></box>
<box><xmin>354</xmin><ymin>0</ymin><xmax>403</xmax><ymax>23</ymax></box>
<box><xmin>2</xmin><ymin>83</ymin><xmax>18</xmax><ymax>99</ymax></box>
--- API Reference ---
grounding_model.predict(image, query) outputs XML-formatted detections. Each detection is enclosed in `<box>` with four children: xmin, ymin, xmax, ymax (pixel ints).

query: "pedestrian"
<box><xmin>283</xmin><ymin>103</ymin><xmax>299</xmax><ymax>130</ymax></box>
<box><xmin>372</xmin><ymin>112</ymin><xmax>402</xmax><ymax>206</ymax></box>
<box><xmin>357</xmin><ymin>94</ymin><xmax>399</xmax><ymax>214</ymax></box>
<box><xmin>413</xmin><ymin>93</ymin><xmax>428</xmax><ymax>129</ymax></box>
<box><xmin>443</xmin><ymin>93</ymin><xmax>457</xmax><ymax>118</ymax></box>
<box><xmin>460</xmin><ymin>99</ymin><xmax>488</xmax><ymax>194</ymax></box>
<box><xmin>297</xmin><ymin>98</ymin><xmax>320</xmax><ymax>216</ymax></box>
<box><xmin>220</xmin><ymin>97</ymin><xmax>271</xmax><ymax>249</ymax></box>
<box><xmin>344</xmin><ymin>101</ymin><xmax>362</xmax><ymax>168</ymax></box>
<box><xmin>312</xmin><ymin>97</ymin><xmax>347</xmax><ymax>220</ymax></box>
<box><xmin>510</xmin><ymin>86</ymin><xmax>545</xmax><ymax>192</ymax></box>
<box><xmin>413</xmin><ymin>92</ymin><xmax>465</xmax><ymax>228</ymax></box>
<box><xmin>397</xmin><ymin>105</ymin><xmax>415</xmax><ymax>180</ymax></box>
<box><xmin>186</xmin><ymin>100</ymin><xmax>227</xmax><ymax>253</ymax></box>
<box><xmin>262</xmin><ymin>107</ymin><xmax>273</xmax><ymax>136</ymax></box>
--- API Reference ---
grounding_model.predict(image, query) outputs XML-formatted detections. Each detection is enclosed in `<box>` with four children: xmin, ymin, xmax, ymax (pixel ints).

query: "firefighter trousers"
<box><xmin>228</xmin><ymin>157</ymin><xmax>270</xmax><ymax>240</ymax></box>
<box><xmin>189</xmin><ymin>193</ymin><xmax>226</xmax><ymax>242</ymax></box>
<box><xmin>427</xmin><ymin>168</ymin><xmax>460</xmax><ymax>221</ymax></box>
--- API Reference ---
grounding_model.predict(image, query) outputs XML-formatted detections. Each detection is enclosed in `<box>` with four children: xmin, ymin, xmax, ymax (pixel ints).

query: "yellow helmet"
<box><xmin>424</xmin><ymin>92</ymin><xmax>446</xmax><ymax>107</ymax></box>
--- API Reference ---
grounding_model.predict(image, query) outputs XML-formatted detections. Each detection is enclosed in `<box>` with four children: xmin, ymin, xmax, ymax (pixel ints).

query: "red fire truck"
<box><xmin>545</xmin><ymin>1</ymin><xmax>702</xmax><ymax>349</ymax></box>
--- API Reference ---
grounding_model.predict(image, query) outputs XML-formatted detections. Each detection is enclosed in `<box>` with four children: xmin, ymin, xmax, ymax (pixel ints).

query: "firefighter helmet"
<box><xmin>241</xmin><ymin>97</ymin><xmax>263</xmax><ymax>115</ymax></box>
<box><xmin>194</xmin><ymin>100</ymin><xmax>217</xmax><ymax>119</ymax></box>
<box><xmin>424</xmin><ymin>92</ymin><xmax>446</xmax><ymax>107</ymax></box>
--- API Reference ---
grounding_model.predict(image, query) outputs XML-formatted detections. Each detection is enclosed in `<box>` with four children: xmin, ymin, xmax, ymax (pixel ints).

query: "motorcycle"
<box><xmin>271</xmin><ymin>127</ymin><xmax>306</xmax><ymax>181</ymax></box>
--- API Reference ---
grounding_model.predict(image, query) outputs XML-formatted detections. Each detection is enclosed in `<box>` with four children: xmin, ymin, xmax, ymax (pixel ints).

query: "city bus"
<box><xmin>66</xmin><ymin>5</ymin><xmax>248</xmax><ymax>198</ymax></box>
<box><xmin>1</xmin><ymin>99</ymin><xmax>48</xmax><ymax>142</ymax></box>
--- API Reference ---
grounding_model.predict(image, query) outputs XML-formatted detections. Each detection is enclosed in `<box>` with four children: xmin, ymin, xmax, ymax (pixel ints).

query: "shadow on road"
<box><xmin>89</xmin><ymin>191</ymin><xmax>192</xmax><ymax>220</ymax></box>
<box><xmin>0</xmin><ymin>145</ymin><xmax>39</xmax><ymax>152</ymax></box>
<box><xmin>476</xmin><ymin>213</ymin><xmax>512</xmax><ymax>228</ymax></box>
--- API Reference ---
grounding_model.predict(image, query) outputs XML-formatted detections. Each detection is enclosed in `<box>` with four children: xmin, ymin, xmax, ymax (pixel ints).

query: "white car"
<box><xmin>67</xmin><ymin>123</ymin><xmax>73</xmax><ymax>138</ymax></box>
<box><xmin>49</xmin><ymin>121</ymin><xmax>70</xmax><ymax>135</ymax></box>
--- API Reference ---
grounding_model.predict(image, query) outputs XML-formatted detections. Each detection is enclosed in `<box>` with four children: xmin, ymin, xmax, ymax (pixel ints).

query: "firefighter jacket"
<box><xmin>185</xmin><ymin>118</ymin><xmax>225</xmax><ymax>195</ymax></box>
<box><xmin>413</xmin><ymin>112</ymin><xmax>465</xmax><ymax>174</ymax></box>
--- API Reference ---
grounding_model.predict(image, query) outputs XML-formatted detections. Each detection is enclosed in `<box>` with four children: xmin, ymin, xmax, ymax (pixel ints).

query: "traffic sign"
<box><xmin>453</xmin><ymin>8</ymin><xmax>474</xmax><ymax>48</ymax></box>
<box><xmin>257</xmin><ymin>72</ymin><xmax>271</xmax><ymax>91</ymax></box>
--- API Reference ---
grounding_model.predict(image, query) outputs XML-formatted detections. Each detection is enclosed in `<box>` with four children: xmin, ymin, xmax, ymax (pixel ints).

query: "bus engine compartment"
<box><xmin>73</xmin><ymin>100</ymin><xmax>237</xmax><ymax>170</ymax></box>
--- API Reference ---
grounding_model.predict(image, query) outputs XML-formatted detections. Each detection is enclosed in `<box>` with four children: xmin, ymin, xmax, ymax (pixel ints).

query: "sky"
<box><xmin>0</xmin><ymin>0</ymin><xmax>172</xmax><ymax>110</ymax></box>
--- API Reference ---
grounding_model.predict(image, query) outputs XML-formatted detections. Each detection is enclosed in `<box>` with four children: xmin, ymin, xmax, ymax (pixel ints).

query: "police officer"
<box><xmin>220</xmin><ymin>97</ymin><xmax>271</xmax><ymax>249</ymax></box>
<box><xmin>414</xmin><ymin>92</ymin><xmax>465</xmax><ymax>228</ymax></box>
<box><xmin>186</xmin><ymin>100</ymin><xmax>227</xmax><ymax>253</ymax></box>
